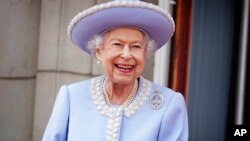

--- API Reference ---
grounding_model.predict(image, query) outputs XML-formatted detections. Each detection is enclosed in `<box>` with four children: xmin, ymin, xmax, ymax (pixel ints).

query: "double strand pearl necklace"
<box><xmin>90</xmin><ymin>75</ymin><xmax>152</xmax><ymax>141</ymax></box>
<box><xmin>90</xmin><ymin>75</ymin><xmax>152</xmax><ymax>117</ymax></box>
<box><xmin>103</xmin><ymin>78</ymin><xmax>138</xmax><ymax>107</ymax></box>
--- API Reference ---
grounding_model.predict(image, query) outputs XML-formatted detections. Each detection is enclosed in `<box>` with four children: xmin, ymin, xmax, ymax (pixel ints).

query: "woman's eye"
<box><xmin>112</xmin><ymin>43</ymin><xmax>122</xmax><ymax>46</ymax></box>
<box><xmin>131</xmin><ymin>45</ymin><xmax>141</xmax><ymax>48</ymax></box>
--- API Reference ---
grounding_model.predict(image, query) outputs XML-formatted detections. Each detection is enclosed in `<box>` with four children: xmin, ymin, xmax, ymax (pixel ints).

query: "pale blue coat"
<box><xmin>42</xmin><ymin>76</ymin><xmax>188</xmax><ymax>141</ymax></box>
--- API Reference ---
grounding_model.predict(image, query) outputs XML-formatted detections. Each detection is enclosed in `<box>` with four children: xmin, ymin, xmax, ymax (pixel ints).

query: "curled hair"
<box><xmin>86</xmin><ymin>33</ymin><xmax>157</xmax><ymax>58</ymax></box>
<box><xmin>143</xmin><ymin>34</ymin><xmax>157</xmax><ymax>58</ymax></box>
<box><xmin>86</xmin><ymin>35</ymin><xmax>104</xmax><ymax>56</ymax></box>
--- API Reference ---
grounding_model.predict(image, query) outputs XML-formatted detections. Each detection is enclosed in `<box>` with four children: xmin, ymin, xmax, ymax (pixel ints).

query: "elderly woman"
<box><xmin>42</xmin><ymin>0</ymin><xmax>188</xmax><ymax>141</ymax></box>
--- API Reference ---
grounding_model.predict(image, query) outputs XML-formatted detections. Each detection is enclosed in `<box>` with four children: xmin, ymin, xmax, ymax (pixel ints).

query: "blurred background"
<box><xmin>0</xmin><ymin>0</ymin><xmax>249</xmax><ymax>141</ymax></box>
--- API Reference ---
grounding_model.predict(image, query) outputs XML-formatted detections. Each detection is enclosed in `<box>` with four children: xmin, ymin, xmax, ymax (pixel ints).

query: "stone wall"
<box><xmin>0</xmin><ymin>0</ymin><xmax>41</xmax><ymax>141</ymax></box>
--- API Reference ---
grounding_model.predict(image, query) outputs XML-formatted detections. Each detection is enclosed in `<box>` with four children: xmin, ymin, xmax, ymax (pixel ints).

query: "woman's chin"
<box><xmin>110</xmin><ymin>76</ymin><xmax>136</xmax><ymax>85</ymax></box>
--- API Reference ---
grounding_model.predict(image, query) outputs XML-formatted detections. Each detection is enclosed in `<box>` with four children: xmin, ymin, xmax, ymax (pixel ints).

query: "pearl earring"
<box><xmin>97</xmin><ymin>60</ymin><xmax>101</xmax><ymax>64</ymax></box>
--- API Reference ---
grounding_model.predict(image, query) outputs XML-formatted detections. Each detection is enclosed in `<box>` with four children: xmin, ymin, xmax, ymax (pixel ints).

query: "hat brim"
<box><xmin>69</xmin><ymin>2</ymin><xmax>174</xmax><ymax>54</ymax></box>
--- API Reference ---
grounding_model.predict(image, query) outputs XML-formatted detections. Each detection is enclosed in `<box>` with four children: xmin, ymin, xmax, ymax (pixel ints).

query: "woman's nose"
<box><xmin>120</xmin><ymin>45</ymin><xmax>132</xmax><ymax>60</ymax></box>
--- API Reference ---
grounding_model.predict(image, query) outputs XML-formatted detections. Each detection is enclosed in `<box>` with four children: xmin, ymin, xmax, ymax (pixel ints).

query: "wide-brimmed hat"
<box><xmin>68</xmin><ymin>0</ymin><xmax>175</xmax><ymax>54</ymax></box>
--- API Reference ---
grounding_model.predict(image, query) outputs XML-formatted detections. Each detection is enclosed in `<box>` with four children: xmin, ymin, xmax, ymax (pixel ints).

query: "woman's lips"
<box><xmin>115</xmin><ymin>64</ymin><xmax>134</xmax><ymax>73</ymax></box>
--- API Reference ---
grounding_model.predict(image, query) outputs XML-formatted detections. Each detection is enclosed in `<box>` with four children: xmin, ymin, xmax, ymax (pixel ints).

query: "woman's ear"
<box><xmin>95</xmin><ymin>48</ymin><xmax>102</xmax><ymax>61</ymax></box>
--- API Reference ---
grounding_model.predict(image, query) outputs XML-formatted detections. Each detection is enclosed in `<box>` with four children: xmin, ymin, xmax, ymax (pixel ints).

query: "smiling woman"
<box><xmin>97</xmin><ymin>28</ymin><xmax>146</xmax><ymax>84</ymax></box>
<box><xmin>42</xmin><ymin>1</ymin><xmax>188</xmax><ymax>141</ymax></box>
<box><xmin>96</xmin><ymin>28</ymin><xmax>146</xmax><ymax>104</ymax></box>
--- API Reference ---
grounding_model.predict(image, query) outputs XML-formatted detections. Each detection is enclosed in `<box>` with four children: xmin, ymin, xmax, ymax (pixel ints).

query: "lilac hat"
<box><xmin>68</xmin><ymin>0</ymin><xmax>175</xmax><ymax>54</ymax></box>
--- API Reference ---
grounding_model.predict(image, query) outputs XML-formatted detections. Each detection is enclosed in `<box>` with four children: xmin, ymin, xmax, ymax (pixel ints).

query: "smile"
<box><xmin>115</xmin><ymin>64</ymin><xmax>135</xmax><ymax>73</ymax></box>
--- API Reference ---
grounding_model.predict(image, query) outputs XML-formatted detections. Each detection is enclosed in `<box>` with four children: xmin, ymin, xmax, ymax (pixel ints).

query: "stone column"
<box><xmin>0</xmin><ymin>0</ymin><xmax>41</xmax><ymax>141</ymax></box>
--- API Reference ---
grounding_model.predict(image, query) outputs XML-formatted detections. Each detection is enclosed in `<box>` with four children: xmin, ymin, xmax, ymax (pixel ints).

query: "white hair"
<box><xmin>86</xmin><ymin>33</ymin><xmax>157</xmax><ymax>58</ymax></box>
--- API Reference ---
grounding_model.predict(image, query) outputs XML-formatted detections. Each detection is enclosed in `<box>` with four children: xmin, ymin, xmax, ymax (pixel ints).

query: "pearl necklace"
<box><xmin>90</xmin><ymin>75</ymin><xmax>152</xmax><ymax>141</ymax></box>
<box><xmin>103</xmin><ymin>77</ymin><xmax>138</xmax><ymax>107</ymax></box>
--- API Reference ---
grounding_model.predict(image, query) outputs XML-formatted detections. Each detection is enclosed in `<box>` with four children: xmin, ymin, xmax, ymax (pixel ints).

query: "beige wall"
<box><xmin>0</xmin><ymin>0</ymin><xmax>155</xmax><ymax>141</ymax></box>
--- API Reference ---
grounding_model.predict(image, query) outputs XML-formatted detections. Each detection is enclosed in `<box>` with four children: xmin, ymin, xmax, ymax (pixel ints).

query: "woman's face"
<box><xmin>96</xmin><ymin>28</ymin><xmax>146</xmax><ymax>85</ymax></box>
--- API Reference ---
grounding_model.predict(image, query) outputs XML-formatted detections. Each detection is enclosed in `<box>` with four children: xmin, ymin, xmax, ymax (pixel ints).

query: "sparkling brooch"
<box><xmin>150</xmin><ymin>89</ymin><xmax>164</xmax><ymax>110</ymax></box>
